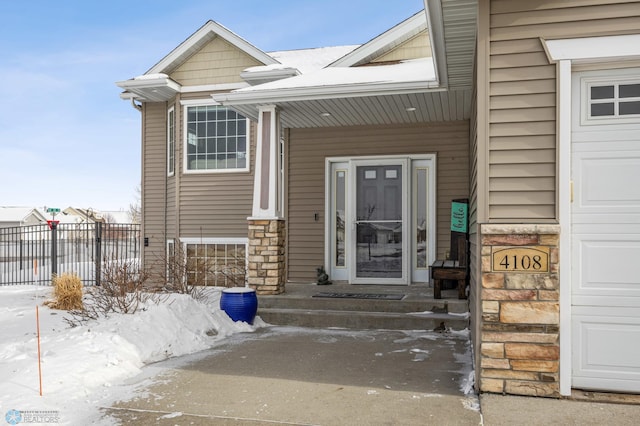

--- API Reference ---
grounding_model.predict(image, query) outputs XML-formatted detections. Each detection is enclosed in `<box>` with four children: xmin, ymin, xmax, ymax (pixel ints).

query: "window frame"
<box><xmin>179</xmin><ymin>237</ymin><xmax>249</xmax><ymax>287</ymax></box>
<box><xmin>581</xmin><ymin>73</ymin><xmax>640</xmax><ymax>126</ymax></box>
<box><xmin>167</xmin><ymin>106</ymin><xmax>175</xmax><ymax>177</ymax></box>
<box><xmin>181</xmin><ymin>99</ymin><xmax>251</xmax><ymax>174</ymax></box>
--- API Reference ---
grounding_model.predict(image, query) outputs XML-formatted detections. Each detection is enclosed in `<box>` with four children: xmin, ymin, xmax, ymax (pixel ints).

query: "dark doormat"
<box><xmin>312</xmin><ymin>292</ymin><xmax>405</xmax><ymax>300</ymax></box>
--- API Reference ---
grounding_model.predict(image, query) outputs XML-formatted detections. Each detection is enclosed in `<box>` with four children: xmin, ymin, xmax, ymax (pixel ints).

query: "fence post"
<box><xmin>51</xmin><ymin>222</ymin><xmax>58</xmax><ymax>279</ymax></box>
<box><xmin>95</xmin><ymin>222</ymin><xmax>102</xmax><ymax>286</ymax></box>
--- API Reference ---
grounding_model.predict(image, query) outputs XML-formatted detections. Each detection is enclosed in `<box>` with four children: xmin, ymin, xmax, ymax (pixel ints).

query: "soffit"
<box><xmin>440</xmin><ymin>0</ymin><xmax>477</xmax><ymax>89</ymax></box>
<box><xmin>228</xmin><ymin>89</ymin><xmax>471</xmax><ymax>128</ymax></box>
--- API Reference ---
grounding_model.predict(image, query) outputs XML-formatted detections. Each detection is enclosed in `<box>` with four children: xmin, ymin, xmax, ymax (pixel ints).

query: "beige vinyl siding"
<box><xmin>288</xmin><ymin>121</ymin><xmax>469</xmax><ymax>282</ymax></box>
<box><xmin>487</xmin><ymin>0</ymin><xmax>640</xmax><ymax>221</ymax></box>
<box><xmin>141</xmin><ymin>102</ymin><xmax>167</xmax><ymax>267</ymax></box>
<box><xmin>176</xmin><ymin>115</ymin><xmax>256</xmax><ymax>238</ymax></box>
<box><xmin>371</xmin><ymin>30</ymin><xmax>432</xmax><ymax>63</ymax></box>
<box><xmin>170</xmin><ymin>37</ymin><xmax>262</xmax><ymax>86</ymax></box>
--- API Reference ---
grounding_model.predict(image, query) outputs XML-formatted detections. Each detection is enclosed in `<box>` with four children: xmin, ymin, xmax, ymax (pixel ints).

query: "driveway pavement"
<box><xmin>104</xmin><ymin>326</ymin><xmax>480</xmax><ymax>425</ymax></box>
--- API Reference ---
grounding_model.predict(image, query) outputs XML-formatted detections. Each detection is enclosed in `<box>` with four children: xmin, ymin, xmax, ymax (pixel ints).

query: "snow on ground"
<box><xmin>0</xmin><ymin>285</ymin><xmax>264</xmax><ymax>425</ymax></box>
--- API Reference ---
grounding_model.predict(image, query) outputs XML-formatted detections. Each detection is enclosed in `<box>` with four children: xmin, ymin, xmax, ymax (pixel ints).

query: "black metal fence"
<box><xmin>0</xmin><ymin>223</ymin><xmax>140</xmax><ymax>286</ymax></box>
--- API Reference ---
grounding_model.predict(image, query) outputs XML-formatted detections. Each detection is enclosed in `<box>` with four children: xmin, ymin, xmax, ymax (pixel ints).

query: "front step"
<box><xmin>256</xmin><ymin>284</ymin><xmax>469</xmax><ymax>331</ymax></box>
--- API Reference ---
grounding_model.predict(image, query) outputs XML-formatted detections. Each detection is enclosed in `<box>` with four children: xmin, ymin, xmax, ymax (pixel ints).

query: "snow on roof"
<box><xmin>0</xmin><ymin>207</ymin><xmax>40</xmax><ymax>223</ymax></box>
<box><xmin>235</xmin><ymin>57</ymin><xmax>436</xmax><ymax>93</ymax></box>
<box><xmin>267</xmin><ymin>45</ymin><xmax>360</xmax><ymax>74</ymax></box>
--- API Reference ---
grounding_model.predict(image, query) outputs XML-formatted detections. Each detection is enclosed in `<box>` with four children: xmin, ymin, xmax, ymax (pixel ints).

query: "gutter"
<box><xmin>213</xmin><ymin>80</ymin><xmax>443</xmax><ymax>105</ymax></box>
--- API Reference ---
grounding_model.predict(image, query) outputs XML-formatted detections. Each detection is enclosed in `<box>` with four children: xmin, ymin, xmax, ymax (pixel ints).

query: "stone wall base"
<box><xmin>479</xmin><ymin>224</ymin><xmax>561</xmax><ymax>397</ymax></box>
<box><xmin>248</xmin><ymin>219</ymin><xmax>286</xmax><ymax>295</ymax></box>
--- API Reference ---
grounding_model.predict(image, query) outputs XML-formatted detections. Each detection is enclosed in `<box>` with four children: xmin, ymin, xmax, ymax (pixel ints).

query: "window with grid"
<box><xmin>185</xmin><ymin>105</ymin><xmax>248</xmax><ymax>171</ymax></box>
<box><xmin>185</xmin><ymin>242</ymin><xmax>247</xmax><ymax>287</ymax></box>
<box><xmin>588</xmin><ymin>81</ymin><xmax>640</xmax><ymax>120</ymax></box>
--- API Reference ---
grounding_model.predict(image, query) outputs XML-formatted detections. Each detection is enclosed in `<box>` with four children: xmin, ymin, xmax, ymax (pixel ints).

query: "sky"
<box><xmin>0</xmin><ymin>0</ymin><xmax>425</xmax><ymax>213</ymax></box>
<box><xmin>0</xmin><ymin>285</ymin><xmax>475</xmax><ymax>424</ymax></box>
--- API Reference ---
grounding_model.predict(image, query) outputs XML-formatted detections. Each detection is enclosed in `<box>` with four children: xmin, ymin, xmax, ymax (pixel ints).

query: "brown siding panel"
<box><xmin>141</xmin><ymin>102</ymin><xmax>167</xmax><ymax>270</ymax></box>
<box><xmin>287</xmin><ymin>121</ymin><xmax>469</xmax><ymax>282</ymax></box>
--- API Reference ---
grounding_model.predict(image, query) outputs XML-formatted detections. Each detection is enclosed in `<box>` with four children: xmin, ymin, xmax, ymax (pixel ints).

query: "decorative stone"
<box><xmin>500</xmin><ymin>302</ymin><xmax>559</xmax><ymax>325</ymax></box>
<box><xmin>481</xmin><ymin>342</ymin><xmax>504</xmax><ymax>358</ymax></box>
<box><xmin>483</xmin><ymin>234</ymin><xmax>539</xmax><ymax>246</ymax></box>
<box><xmin>483</xmin><ymin>289</ymin><xmax>537</xmax><ymax>301</ymax></box>
<box><xmin>538</xmin><ymin>290</ymin><xmax>559</xmax><ymax>300</ymax></box>
<box><xmin>480</xmin><ymin>378</ymin><xmax>504</xmax><ymax>393</ymax></box>
<box><xmin>505</xmin><ymin>274</ymin><xmax>558</xmax><ymax>290</ymax></box>
<box><xmin>505</xmin><ymin>380</ymin><xmax>559</xmax><ymax>397</ymax></box>
<box><xmin>483</xmin><ymin>332</ymin><xmax>558</xmax><ymax>344</ymax></box>
<box><xmin>481</xmin><ymin>357</ymin><xmax>511</xmax><ymax>369</ymax></box>
<box><xmin>482</xmin><ymin>369</ymin><xmax>539</xmax><ymax>381</ymax></box>
<box><xmin>511</xmin><ymin>360</ymin><xmax>559</xmax><ymax>373</ymax></box>
<box><xmin>504</xmin><ymin>343</ymin><xmax>559</xmax><ymax>361</ymax></box>
<box><xmin>482</xmin><ymin>301</ymin><xmax>500</xmax><ymax>314</ymax></box>
<box><xmin>482</xmin><ymin>273</ymin><xmax>505</xmax><ymax>289</ymax></box>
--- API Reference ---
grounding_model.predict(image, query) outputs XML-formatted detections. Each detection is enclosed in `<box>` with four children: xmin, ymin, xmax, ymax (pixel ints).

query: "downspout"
<box><xmin>130</xmin><ymin>98</ymin><xmax>142</xmax><ymax>112</ymax></box>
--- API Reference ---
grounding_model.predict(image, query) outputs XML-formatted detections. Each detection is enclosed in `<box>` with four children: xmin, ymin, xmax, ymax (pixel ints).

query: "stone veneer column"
<box><xmin>479</xmin><ymin>224</ymin><xmax>560</xmax><ymax>397</ymax></box>
<box><xmin>248</xmin><ymin>219</ymin><xmax>286</xmax><ymax>295</ymax></box>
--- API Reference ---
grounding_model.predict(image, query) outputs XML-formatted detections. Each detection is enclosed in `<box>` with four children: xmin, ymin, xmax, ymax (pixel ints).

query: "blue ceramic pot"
<box><xmin>220</xmin><ymin>287</ymin><xmax>258</xmax><ymax>324</ymax></box>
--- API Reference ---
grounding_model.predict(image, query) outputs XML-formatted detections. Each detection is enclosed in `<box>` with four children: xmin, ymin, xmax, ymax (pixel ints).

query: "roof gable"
<box><xmin>329</xmin><ymin>11</ymin><xmax>428</xmax><ymax>67</ymax></box>
<box><xmin>147</xmin><ymin>20</ymin><xmax>277</xmax><ymax>76</ymax></box>
<box><xmin>369</xmin><ymin>30</ymin><xmax>431</xmax><ymax>64</ymax></box>
<box><xmin>170</xmin><ymin>36</ymin><xmax>264</xmax><ymax>86</ymax></box>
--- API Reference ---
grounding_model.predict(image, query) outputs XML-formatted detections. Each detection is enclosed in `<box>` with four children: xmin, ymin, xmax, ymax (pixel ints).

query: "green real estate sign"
<box><xmin>450</xmin><ymin>201</ymin><xmax>468</xmax><ymax>233</ymax></box>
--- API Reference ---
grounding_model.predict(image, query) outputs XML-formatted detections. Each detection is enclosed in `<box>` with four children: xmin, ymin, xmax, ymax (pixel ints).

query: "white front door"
<box><xmin>326</xmin><ymin>155</ymin><xmax>436</xmax><ymax>285</ymax></box>
<box><xmin>571</xmin><ymin>68</ymin><xmax>640</xmax><ymax>393</ymax></box>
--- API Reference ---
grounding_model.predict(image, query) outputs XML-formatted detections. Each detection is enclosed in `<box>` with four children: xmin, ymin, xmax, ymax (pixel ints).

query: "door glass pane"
<box><xmin>356</xmin><ymin>165</ymin><xmax>402</xmax><ymax>279</ymax></box>
<box><xmin>335</xmin><ymin>170</ymin><xmax>346</xmax><ymax>267</ymax></box>
<box><xmin>415</xmin><ymin>168</ymin><xmax>427</xmax><ymax>269</ymax></box>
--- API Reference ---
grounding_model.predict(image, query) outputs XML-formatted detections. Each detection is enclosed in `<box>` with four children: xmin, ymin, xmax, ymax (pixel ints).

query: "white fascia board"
<box><xmin>543</xmin><ymin>34</ymin><xmax>640</xmax><ymax>64</ymax></box>
<box><xmin>181</xmin><ymin>82</ymin><xmax>249</xmax><ymax>93</ymax></box>
<box><xmin>330</xmin><ymin>11</ymin><xmax>427</xmax><ymax>68</ymax></box>
<box><xmin>214</xmin><ymin>80</ymin><xmax>443</xmax><ymax>105</ymax></box>
<box><xmin>116</xmin><ymin>76</ymin><xmax>181</xmax><ymax>92</ymax></box>
<box><xmin>424</xmin><ymin>0</ymin><xmax>447</xmax><ymax>87</ymax></box>
<box><xmin>148</xmin><ymin>21</ymin><xmax>278</xmax><ymax>75</ymax></box>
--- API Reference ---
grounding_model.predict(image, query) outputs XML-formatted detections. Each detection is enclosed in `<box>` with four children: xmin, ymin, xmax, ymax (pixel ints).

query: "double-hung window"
<box><xmin>185</xmin><ymin>104</ymin><xmax>249</xmax><ymax>172</ymax></box>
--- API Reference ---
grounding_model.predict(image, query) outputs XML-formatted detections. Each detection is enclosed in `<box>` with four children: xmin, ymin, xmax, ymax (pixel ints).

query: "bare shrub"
<box><xmin>45</xmin><ymin>273</ymin><xmax>84</xmax><ymax>310</ymax></box>
<box><xmin>151</xmin><ymin>241</ymin><xmax>248</xmax><ymax>301</ymax></box>
<box><xmin>64</xmin><ymin>258</ymin><xmax>165</xmax><ymax>327</ymax></box>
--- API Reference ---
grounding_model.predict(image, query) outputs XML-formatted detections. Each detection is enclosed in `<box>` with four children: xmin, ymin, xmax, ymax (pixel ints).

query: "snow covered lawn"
<box><xmin>0</xmin><ymin>285</ymin><xmax>263</xmax><ymax>425</ymax></box>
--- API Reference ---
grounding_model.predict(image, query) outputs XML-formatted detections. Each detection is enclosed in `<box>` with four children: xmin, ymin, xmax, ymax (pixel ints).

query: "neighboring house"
<box><xmin>117</xmin><ymin>1</ymin><xmax>640</xmax><ymax>399</ymax></box>
<box><xmin>0</xmin><ymin>207</ymin><xmax>47</xmax><ymax>228</ymax></box>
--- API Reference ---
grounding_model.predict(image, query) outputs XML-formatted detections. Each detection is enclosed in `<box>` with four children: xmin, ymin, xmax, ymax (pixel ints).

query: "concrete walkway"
<box><xmin>103</xmin><ymin>326</ymin><xmax>640</xmax><ymax>425</ymax></box>
<box><xmin>105</xmin><ymin>326</ymin><xmax>480</xmax><ymax>425</ymax></box>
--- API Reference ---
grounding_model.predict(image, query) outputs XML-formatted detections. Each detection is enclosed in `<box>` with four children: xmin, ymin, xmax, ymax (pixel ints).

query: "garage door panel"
<box><xmin>573</xmin><ymin>236</ymin><xmax>640</xmax><ymax>294</ymax></box>
<box><xmin>572</xmin><ymin>311</ymin><xmax>640</xmax><ymax>392</ymax></box>
<box><xmin>573</xmin><ymin>153</ymin><xmax>640</xmax><ymax>211</ymax></box>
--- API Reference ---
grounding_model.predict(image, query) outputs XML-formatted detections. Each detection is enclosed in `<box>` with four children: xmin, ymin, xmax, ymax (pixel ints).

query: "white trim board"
<box><xmin>545</xmin><ymin>33</ymin><xmax>640</xmax><ymax>396</ymax></box>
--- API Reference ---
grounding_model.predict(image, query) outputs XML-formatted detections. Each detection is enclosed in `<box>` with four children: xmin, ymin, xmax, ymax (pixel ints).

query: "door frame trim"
<box><xmin>324</xmin><ymin>154</ymin><xmax>436</xmax><ymax>285</ymax></box>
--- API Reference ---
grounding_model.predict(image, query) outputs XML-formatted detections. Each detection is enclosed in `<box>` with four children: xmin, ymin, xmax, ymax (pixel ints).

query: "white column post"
<box><xmin>251</xmin><ymin>105</ymin><xmax>282</xmax><ymax>219</ymax></box>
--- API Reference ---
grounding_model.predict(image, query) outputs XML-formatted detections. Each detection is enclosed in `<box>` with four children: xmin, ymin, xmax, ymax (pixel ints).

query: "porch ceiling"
<box><xmin>227</xmin><ymin>88</ymin><xmax>471</xmax><ymax>128</ymax></box>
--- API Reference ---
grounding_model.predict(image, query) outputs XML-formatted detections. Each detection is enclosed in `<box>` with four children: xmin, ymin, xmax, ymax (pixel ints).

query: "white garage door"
<box><xmin>571</xmin><ymin>68</ymin><xmax>640</xmax><ymax>393</ymax></box>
